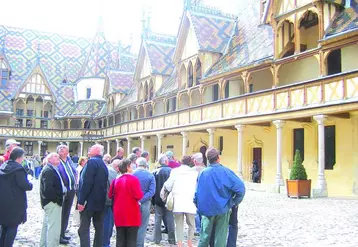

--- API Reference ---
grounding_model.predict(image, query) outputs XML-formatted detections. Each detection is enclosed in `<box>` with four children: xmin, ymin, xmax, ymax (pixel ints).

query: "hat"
<box><xmin>5</xmin><ymin>139</ymin><xmax>20</xmax><ymax>147</ymax></box>
<box><xmin>165</xmin><ymin>151</ymin><xmax>174</xmax><ymax>159</ymax></box>
<box><xmin>206</xmin><ymin>147</ymin><xmax>220</xmax><ymax>161</ymax></box>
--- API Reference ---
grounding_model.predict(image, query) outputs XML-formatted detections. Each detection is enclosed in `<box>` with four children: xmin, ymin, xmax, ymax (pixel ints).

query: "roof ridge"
<box><xmin>188</xmin><ymin>3</ymin><xmax>237</xmax><ymax>20</ymax></box>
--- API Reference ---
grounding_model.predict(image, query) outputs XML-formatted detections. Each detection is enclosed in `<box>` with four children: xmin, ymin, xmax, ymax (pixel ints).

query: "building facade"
<box><xmin>1</xmin><ymin>0</ymin><xmax>358</xmax><ymax>197</ymax></box>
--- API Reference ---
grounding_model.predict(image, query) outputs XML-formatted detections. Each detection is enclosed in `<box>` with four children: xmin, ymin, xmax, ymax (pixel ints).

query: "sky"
<box><xmin>0</xmin><ymin>0</ymin><xmax>240</xmax><ymax>53</ymax></box>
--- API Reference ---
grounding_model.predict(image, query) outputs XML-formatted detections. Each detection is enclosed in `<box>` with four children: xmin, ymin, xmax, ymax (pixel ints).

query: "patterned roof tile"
<box><xmin>67</xmin><ymin>100</ymin><xmax>106</xmax><ymax>117</ymax></box>
<box><xmin>108</xmin><ymin>71</ymin><xmax>134</xmax><ymax>94</ymax></box>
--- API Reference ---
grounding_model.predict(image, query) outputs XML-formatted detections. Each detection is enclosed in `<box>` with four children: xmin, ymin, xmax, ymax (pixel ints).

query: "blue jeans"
<box><xmin>103</xmin><ymin>205</ymin><xmax>114</xmax><ymax>247</ymax></box>
<box><xmin>0</xmin><ymin>225</ymin><xmax>18</xmax><ymax>247</ymax></box>
<box><xmin>136</xmin><ymin>201</ymin><xmax>151</xmax><ymax>247</ymax></box>
<box><xmin>195</xmin><ymin>211</ymin><xmax>201</xmax><ymax>233</ymax></box>
<box><xmin>227</xmin><ymin>205</ymin><xmax>238</xmax><ymax>247</ymax></box>
<box><xmin>34</xmin><ymin>167</ymin><xmax>42</xmax><ymax>179</ymax></box>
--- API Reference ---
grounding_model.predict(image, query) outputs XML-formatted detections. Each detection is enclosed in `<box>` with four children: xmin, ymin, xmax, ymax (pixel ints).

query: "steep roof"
<box><xmin>325</xmin><ymin>0</ymin><xmax>358</xmax><ymax>38</ymax></box>
<box><xmin>0</xmin><ymin>25</ymin><xmax>136</xmax><ymax>117</ymax></box>
<box><xmin>188</xmin><ymin>6</ymin><xmax>236</xmax><ymax>54</ymax></box>
<box><xmin>67</xmin><ymin>99</ymin><xmax>106</xmax><ymax>117</ymax></box>
<box><xmin>204</xmin><ymin>0</ymin><xmax>274</xmax><ymax>79</ymax></box>
<box><xmin>155</xmin><ymin>68</ymin><xmax>179</xmax><ymax>97</ymax></box>
<box><xmin>108</xmin><ymin>71</ymin><xmax>134</xmax><ymax>95</ymax></box>
<box><xmin>115</xmin><ymin>85</ymin><xmax>138</xmax><ymax>109</ymax></box>
<box><xmin>144</xmin><ymin>33</ymin><xmax>176</xmax><ymax>75</ymax></box>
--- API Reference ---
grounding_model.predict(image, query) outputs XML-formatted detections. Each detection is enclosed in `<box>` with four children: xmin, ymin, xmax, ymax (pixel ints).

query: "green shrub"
<box><xmin>290</xmin><ymin>150</ymin><xmax>308</xmax><ymax>180</ymax></box>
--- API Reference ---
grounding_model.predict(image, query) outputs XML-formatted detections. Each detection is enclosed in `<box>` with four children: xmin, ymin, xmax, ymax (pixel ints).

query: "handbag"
<box><xmin>165</xmin><ymin>191</ymin><xmax>174</xmax><ymax>211</ymax></box>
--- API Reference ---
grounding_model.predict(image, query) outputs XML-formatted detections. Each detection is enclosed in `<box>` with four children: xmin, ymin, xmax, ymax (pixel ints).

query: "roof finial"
<box><xmin>147</xmin><ymin>6</ymin><xmax>152</xmax><ymax>37</ymax></box>
<box><xmin>97</xmin><ymin>16</ymin><xmax>104</xmax><ymax>34</ymax></box>
<box><xmin>141</xmin><ymin>7</ymin><xmax>148</xmax><ymax>39</ymax></box>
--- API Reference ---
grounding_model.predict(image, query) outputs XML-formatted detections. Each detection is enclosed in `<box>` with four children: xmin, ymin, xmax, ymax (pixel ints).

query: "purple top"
<box><xmin>168</xmin><ymin>160</ymin><xmax>181</xmax><ymax>169</ymax></box>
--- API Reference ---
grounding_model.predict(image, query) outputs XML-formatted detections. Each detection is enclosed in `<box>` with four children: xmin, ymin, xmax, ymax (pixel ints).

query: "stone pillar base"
<box><xmin>312</xmin><ymin>188</ymin><xmax>328</xmax><ymax>198</ymax></box>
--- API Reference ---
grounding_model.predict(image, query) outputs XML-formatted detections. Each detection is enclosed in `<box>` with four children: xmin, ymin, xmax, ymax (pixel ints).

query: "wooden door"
<box><xmin>253</xmin><ymin>147</ymin><xmax>262</xmax><ymax>183</ymax></box>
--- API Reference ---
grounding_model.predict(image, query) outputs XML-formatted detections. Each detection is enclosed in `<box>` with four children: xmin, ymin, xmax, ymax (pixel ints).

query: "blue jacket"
<box><xmin>133</xmin><ymin>168</ymin><xmax>156</xmax><ymax>203</ymax></box>
<box><xmin>194</xmin><ymin>163</ymin><xmax>245</xmax><ymax>217</ymax></box>
<box><xmin>78</xmin><ymin>155</ymin><xmax>109</xmax><ymax>212</ymax></box>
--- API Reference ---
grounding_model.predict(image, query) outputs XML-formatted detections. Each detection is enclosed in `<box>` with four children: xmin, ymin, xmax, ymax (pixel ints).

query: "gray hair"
<box><xmin>91</xmin><ymin>144</ymin><xmax>104</xmax><ymax>156</ymax></box>
<box><xmin>111</xmin><ymin>159</ymin><xmax>121</xmax><ymax>171</ymax></box>
<box><xmin>136</xmin><ymin>157</ymin><xmax>148</xmax><ymax>167</ymax></box>
<box><xmin>141</xmin><ymin>151</ymin><xmax>149</xmax><ymax>158</ymax></box>
<box><xmin>56</xmin><ymin>144</ymin><xmax>69</xmax><ymax>153</ymax></box>
<box><xmin>158</xmin><ymin>154</ymin><xmax>168</xmax><ymax>165</ymax></box>
<box><xmin>192</xmin><ymin>153</ymin><xmax>204</xmax><ymax>164</ymax></box>
<box><xmin>128</xmin><ymin>153</ymin><xmax>137</xmax><ymax>162</ymax></box>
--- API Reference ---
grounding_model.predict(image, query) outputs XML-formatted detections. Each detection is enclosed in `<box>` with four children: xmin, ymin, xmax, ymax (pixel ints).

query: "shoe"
<box><xmin>194</xmin><ymin>232</ymin><xmax>200</xmax><ymax>236</ymax></box>
<box><xmin>60</xmin><ymin>238</ymin><xmax>69</xmax><ymax>245</ymax></box>
<box><xmin>62</xmin><ymin>235</ymin><xmax>71</xmax><ymax>240</ymax></box>
<box><xmin>161</xmin><ymin>229</ymin><xmax>168</xmax><ymax>234</ymax></box>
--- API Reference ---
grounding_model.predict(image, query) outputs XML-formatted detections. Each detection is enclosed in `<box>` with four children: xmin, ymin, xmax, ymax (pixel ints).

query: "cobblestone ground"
<box><xmin>13</xmin><ymin>179</ymin><xmax>358</xmax><ymax>247</ymax></box>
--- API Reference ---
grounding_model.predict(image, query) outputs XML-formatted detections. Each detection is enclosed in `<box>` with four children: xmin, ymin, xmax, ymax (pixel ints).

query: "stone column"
<box><xmin>140</xmin><ymin>136</ymin><xmax>145</xmax><ymax>151</ymax></box>
<box><xmin>181</xmin><ymin>131</ymin><xmax>188</xmax><ymax>156</ymax></box>
<box><xmin>207</xmin><ymin>128</ymin><xmax>215</xmax><ymax>147</ymax></box>
<box><xmin>106</xmin><ymin>140</ymin><xmax>111</xmax><ymax>154</ymax></box>
<box><xmin>115</xmin><ymin>139</ymin><xmax>120</xmax><ymax>151</ymax></box>
<box><xmin>273</xmin><ymin>120</ymin><xmax>285</xmax><ymax>189</ymax></box>
<box><xmin>37</xmin><ymin>141</ymin><xmax>42</xmax><ymax>156</ymax></box>
<box><xmin>126</xmin><ymin>137</ymin><xmax>132</xmax><ymax>156</ymax></box>
<box><xmin>352</xmin><ymin>114</ymin><xmax>358</xmax><ymax>195</ymax></box>
<box><xmin>157</xmin><ymin>134</ymin><xmax>163</xmax><ymax>159</ymax></box>
<box><xmin>235</xmin><ymin>125</ymin><xmax>245</xmax><ymax>179</ymax></box>
<box><xmin>313</xmin><ymin>115</ymin><xmax>328</xmax><ymax>197</ymax></box>
<box><xmin>79</xmin><ymin>141</ymin><xmax>84</xmax><ymax>156</ymax></box>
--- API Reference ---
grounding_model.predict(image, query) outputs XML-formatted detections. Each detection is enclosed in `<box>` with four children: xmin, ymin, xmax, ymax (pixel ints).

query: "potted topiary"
<box><xmin>286</xmin><ymin>150</ymin><xmax>311</xmax><ymax>198</ymax></box>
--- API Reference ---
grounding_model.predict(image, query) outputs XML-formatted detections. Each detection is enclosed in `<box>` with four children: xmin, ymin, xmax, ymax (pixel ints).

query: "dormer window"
<box><xmin>62</xmin><ymin>79</ymin><xmax>67</xmax><ymax>84</ymax></box>
<box><xmin>0</xmin><ymin>59</ymin><xmax>10</xmax><ymax>88</ymax></box>
<box><xmin>86</xmin><ymin>88</ymin><xmax>91</xmax><ymax>99</ymax></box>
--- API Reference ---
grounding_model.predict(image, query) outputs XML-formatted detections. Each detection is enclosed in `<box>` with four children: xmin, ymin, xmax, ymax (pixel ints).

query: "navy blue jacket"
<box><xmin>0</xmin><ymin>160</ymin><xmax>33</xmax><ymax>226</ymax></box>
<box><xmin>78</xmin><ymin>155</ymin><xmax>108</xmax><ymax>212</ymax></box>
<box><xmin>152</xmin><ymin>165</ymin><xmax>172</xmax><ymax>207</ymax></box>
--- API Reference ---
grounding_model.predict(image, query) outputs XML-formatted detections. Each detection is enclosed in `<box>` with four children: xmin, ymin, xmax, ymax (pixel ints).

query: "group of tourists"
<box><xmin>0</xmin><ymin>138</ymin><xmax>246</xmax><ymax>247</ymax></box>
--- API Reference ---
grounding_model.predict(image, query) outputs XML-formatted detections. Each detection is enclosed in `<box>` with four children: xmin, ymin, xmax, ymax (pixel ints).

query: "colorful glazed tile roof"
<box><xmin>116</xmin><ymin>85</ymin><xmax>138</xmax><ymax>109</ymax></box>
<box><xmin>325</xmin><ymin>0</ymin><xmax>358</xmax><ymax>37</ymax></box>
<box><xmin>155</xmin><ymin>68</ymin><xmax>178</xmax><ymax>97</ymax></box>
<box><xmin>67</xmin><ymin>100</ymin><xmax>106</xmax><ymax>117</ymax></box>
<box><xmin>108</xmin><ymin>71</ymin><xmax>134</xmax><ymax>95</ymax></box>
<box><xmin>204</xmin><ymin>0</ymin><xmax>274</xmax><ymax>78</ymax></box>
<box><xmin>143</xmin><ymin>33</ymin><xmax>176</xmax><ymax>75</ymax></box>
<box><xmin>188</xmin><ymin>11</ymin><xmax>236</xmax><ymax>54</ymax></box>
<box><xmin>325</xmin><ymin>0</ymin><xmax>346</xmax><ymax>6</ymax></box>
<box><xmin>0</xmin><ymin>25</ymin><xmax>136</xmax><ymax>117</ymax></box>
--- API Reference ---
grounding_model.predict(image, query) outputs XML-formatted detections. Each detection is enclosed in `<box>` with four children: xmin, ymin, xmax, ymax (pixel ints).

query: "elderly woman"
<box><xmin>108</xmin><ymin>159</ymin><xmax>143</xmax><ymax>247</ymax></box>
<box><xmin>164</xmin><ymin>155</ymin><xmax>198</xmax><ymax>247</ymax></box>
<box><xmin>127</xmin><ymin>153</ymin><xmax>137</xmax><ymax>172</ymax></box>
<box><xmin>0</xmin><ymin>147</ymin><xmax>33</xmax><ymax>246</ymax></box>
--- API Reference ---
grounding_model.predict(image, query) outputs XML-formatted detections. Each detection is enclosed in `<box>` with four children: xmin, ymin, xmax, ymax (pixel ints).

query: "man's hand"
<box><xmin>77</xmin><ymin>204</ymin><xmax>85</xmax><ymax>212</ymax></box>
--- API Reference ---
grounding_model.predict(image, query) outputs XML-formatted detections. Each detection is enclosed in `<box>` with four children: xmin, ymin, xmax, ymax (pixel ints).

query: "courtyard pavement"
<box><xmin>12</xmin><ymin>179</ymin><xmax>358</xmax><ymax>247</ymax></box>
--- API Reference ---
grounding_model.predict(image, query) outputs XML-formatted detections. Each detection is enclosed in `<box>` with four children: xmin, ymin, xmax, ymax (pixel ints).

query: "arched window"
<box><xmin>143</xmin><ymin>82</ymin><xmax>148</xmax><ymax>102</ymax></box>
<box><xmin>278</xmin><ymin>20</ymin><xmax>295</xmax><ymax>58</ymax></box>
<box><xmin>299</xmin><ymin>11</ymin><xmax>319</xmax><ymax>52</ymax></box>
<box><xmin>180</xmin><ymin>65</ymin><xmax>186</xmax><ymax>89</ymax></box>
<box><xmin>188</xmin><ymin>61</ymin><xmax>193</xmax><ymax>88</ymax></box>
<box><xmin>149</xmin><ymin>80</ymin><xmax>154</xmax><ymax>100</ymax></box>
<box><xmin>195</xmin><ymin>58</ymin><xmax>202</xmax><ymax>85</ymax></box>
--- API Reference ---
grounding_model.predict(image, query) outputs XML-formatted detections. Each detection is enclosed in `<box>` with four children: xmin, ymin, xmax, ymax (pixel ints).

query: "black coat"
<box><xmin>40</xmin><ymin>164</ymin><xmax>64</xmax><ymax>208</ymax></box>
<box><xmin>152</xmin><ymin>165</ymin><xmax>172</xmax><ymax>207</ymax></box>
<box><xmin>0</xmin><ymin>160</ymin><xmax>33</xmax><ymax>226</ymax></box>
<box><xmin>78</xmin><ymin>155</ymin><xmax>108</xmax><ymax>212</ymax></box>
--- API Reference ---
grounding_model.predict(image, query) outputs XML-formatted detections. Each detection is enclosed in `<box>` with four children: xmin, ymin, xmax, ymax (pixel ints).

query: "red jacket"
<box><xmin>108</xmin><ymin>174</ymin><xmax>143</xmax><ymax>227</ymax></box>
<box><xmin>3</xmin><ymin>150</ymin><xmax>10</xmax><ymax>162</ymax></box>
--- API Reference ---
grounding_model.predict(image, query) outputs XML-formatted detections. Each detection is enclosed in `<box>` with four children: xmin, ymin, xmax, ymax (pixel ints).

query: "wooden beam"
<box><xmin>248</xmin><ymin>122</ymin><xmax>271</xmax><ymax>127</ymax></box>
<box><xmin>328</xmin><ymin>113</ymin><xmax>350</xmax><ymax>119</ymax></box>
<box><xmin>288</xmin><ymin>117</ymin><xmax>312</xmax><ymax>123</ymax></box>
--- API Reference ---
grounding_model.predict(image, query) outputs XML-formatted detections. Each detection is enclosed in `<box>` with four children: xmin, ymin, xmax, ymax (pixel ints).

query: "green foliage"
<box><xmin>289</xmin><ymin>150</ymin><xmax>308</xmax><ymax>180</ymax></box>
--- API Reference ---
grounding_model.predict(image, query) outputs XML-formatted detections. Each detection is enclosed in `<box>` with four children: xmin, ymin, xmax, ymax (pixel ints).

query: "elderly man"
<box><xmin>103</xmin><ymin>154</ymin><xmax>112</xmax><ymax>165</ymax></box>
<box><xmin>103</xmin><ymin>159</ymin><xmax>120</xmax><ymax>247</ymax></box>
<box><xmin>192</xmin><ymin>153</ymin><xmax>206</xmax><ymax>236</ymax></box>
<box><xmin>40</xmin><ymin>153</ymin><xmax>66</xmax><ymax>247</ymax></box>
<box><xmin>141</xmin><ymin>151</ymin><xmax>149</xmax><ymax>162</ymax></box>
<box><xmin>2</xmin><ymin>139</ymin><xmax>20</xmax><ymax>161</ymax></box>
<box><xmin>194</xmin><ymin>148</ymin><xmax>245</xmax><ymax>247</ymax></box>
<box><xmin>57</xmin><ymin>145</ymin><xmax>77</xmax><ymax>244</ymax></box>
<box><xmin>152</xmin><ymin>154</ymin><xmax>175</xmax><ymax>245</ymax></box>
<box><xmin>132</xmin><ymin>147</ymin><xmax>142</xmax><ymax>158</ymax></box>
<box><xmin>128</xmin><ymin>153</ymin><xmax>137</xmax><ymax>171</ymax></box>
<box><xmin>133</xmin><ymin>157</ymin><xmax>156</xmax><ymax>247</ymax></box>
<box><xmin>78</xmin><ymin>144</ymin><xmax>108</xmax><ymax>247</ymax></box>
<box><xmin>111</xmin><ymin>147</ymin><xmax>124</xmax><ymax>163</ymax></box>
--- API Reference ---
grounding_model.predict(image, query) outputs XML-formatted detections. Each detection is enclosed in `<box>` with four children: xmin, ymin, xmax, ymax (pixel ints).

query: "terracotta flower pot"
<box><xmin>286</xmin><ymin>179</ymin><xmax>311</xmax><ymax>198</ymax></box>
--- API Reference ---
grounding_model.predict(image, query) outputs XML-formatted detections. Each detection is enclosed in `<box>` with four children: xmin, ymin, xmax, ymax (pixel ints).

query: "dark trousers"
<box><xmin>116</xmin><ymin>227</ymin><xmax>138</xmax><ymax>247</ymax></box>
<box><xmin>0</xmin><ymin>225</ymin><xmax>18</xmax><ymax>247</ymax></box>
<box><xmin>61</xmin><ymin>190</ymin><xmax>75</xmax><ymax>237</ymax></box>
<box><xmin>103</xmin><ymin>205</ymin><xmax>114</xmax><ymax>247</ymax></box>
<box><xmin>78</xmin><ymin>209</ymin><xmax>105</xmax><ymax>247</ymax></box>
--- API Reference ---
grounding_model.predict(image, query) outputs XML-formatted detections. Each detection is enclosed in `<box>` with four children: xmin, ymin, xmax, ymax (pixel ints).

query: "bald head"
<box><xmin>47</xmin><ymin>153</ymin><xmax>60</xmax><ymax>167</ymax></box>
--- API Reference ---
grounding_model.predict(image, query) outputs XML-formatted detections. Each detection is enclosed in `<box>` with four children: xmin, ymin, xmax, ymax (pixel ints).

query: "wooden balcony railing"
<box><xmin>1</xmin><ymin>70</ymin><xmax>358</xmax><ymax>140</ymax></box>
